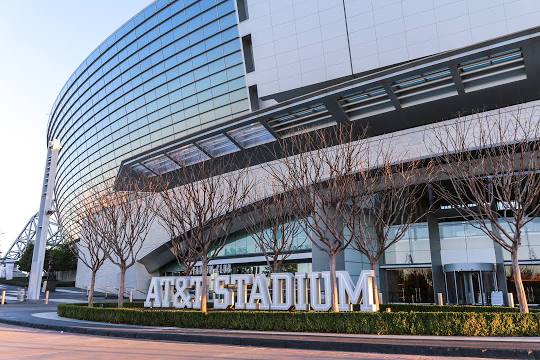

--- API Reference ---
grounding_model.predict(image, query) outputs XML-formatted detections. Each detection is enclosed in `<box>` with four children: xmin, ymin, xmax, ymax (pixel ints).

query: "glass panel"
<box><xmin>143</xmin><ymin>155</ymin><xmax>180</xmax><ymax>175</ymax></box>
<box><xmin>48</xmin><ymin>0</ymin><xmax>249</xmax><ymax>227</ymax></box>
<box><xmin>505</xmin><ymin>265</ymin><xmax>540</xmax><ymax>305</ymax></box>
<box><xmin>227</xmin><ymin>123</ymin><xmax>275</xmax><ymax>148</ymax></box>
<box><xmin>167</xmin><ymin>144</ymin><xmax>209</xmax><ymax>166</ymax></box>
<box><xmin>217</xmin><ymin>220</ymin><xmax>311</xmax><ymax>258</ymax></box>
<box><xmin>385</xmin><ymin>268</ymin><xmax>434</xmax><ymax>303</ymax></box>
<box><xmin>384</xmin><ymin>223</ymin><xmax>431</xmax><ymax>265</ymax></box>
<box><xmin>131</xmin><ymin>163</ymin><xmax>154</xmax><ymax>177</ymax></box>
<box><xmin>197</xmin><ymin>134</ymin><xmax>239</xmax><ymax>157</ymax></box>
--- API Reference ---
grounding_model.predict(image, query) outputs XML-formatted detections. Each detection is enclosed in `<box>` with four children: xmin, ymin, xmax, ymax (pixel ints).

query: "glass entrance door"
<box><xmin>445</xmin><ymin>269</ymin><xmax>496</xmax><ymax>305</ymax></box>
<box><xmin>385</xmin><ymin>268</ymin><xmax>434</xmax><ymax>303</ymax></box>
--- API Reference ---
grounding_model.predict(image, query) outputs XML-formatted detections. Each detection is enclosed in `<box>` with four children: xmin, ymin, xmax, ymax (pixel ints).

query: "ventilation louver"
<box><xmin>338</xmin><ymin>87</ymin><xmax>394</xmax><ymax>120</ymax></box>
<box><xmin>459</xmin><ymin>48</ymin><xmax>526</xmax><ymax>92</ymax></box>
<box><xmin>392</xmin><ymin>68</ymin><xmax>457</xmax><ymax>107</ymax></box>
<box><xmin>267</xmin><ymin>103</ymin><xmax>334</xmax><ymax>138</ymax></box>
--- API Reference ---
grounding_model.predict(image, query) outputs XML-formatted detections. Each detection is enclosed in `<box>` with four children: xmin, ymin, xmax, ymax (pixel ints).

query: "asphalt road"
<box><xmin>0</xmin><ymin>324</ymin><xmax>490</xmax><ymax>360</ymax></box>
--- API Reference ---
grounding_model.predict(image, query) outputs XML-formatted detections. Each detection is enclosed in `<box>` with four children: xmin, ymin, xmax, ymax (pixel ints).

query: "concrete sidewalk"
<box><xmin>0</xmin><ymin>294</ymin><xmax>538</xmax><ymax>359</ymax></box>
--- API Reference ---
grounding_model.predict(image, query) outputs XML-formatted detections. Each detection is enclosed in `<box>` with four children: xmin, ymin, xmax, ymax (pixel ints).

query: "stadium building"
<box><xmin>47</xmin><ymin>0</ymin><xmax>540</xmax><ymax>304</ymax></box>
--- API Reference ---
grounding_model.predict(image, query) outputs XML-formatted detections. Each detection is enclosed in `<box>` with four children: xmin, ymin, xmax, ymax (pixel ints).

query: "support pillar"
<box><xmin>377</xmin><ymin>260</ymin><xmax>389</xmax><ymax>304</ymax></box>
<box><xmin>493</xmin><ymin>242</ymin><xmax>509</xmax><ymax>305</ymax></box>
<box><xmin>427</xmin><ymin>213</ymin><xmax>445</xmax><ymax>303</ymax></box>
<box><xmin>427</xmin><ymin>187</ymin><xmax>446</xmax><ymax>303</ymax></box>
<box><xmin>27</xmin><ymin>140</ymin><xmax>61</xmax><ymax>301</ymax></box>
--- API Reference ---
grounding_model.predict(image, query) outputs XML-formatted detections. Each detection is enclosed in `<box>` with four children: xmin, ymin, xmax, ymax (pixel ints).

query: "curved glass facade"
<box><xmin>47</xmin><ymin>0</ymin><xmax>249</xmax><ymax>216</ymax></box>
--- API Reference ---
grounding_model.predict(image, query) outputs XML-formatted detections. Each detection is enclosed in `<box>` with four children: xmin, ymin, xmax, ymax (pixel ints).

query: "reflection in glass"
<box><xmin>227</xmin><ymin>123</ymin><xmax>275</xmax><ymax>149</ymax></box>
<box><xmin>197</xmin><ymin>134</ymin><xmax>239</xmax><ymax>157</ymax></box>
<box><xmin>167</xmin><ymin>144</ymin><xmax>209</xmax><ymax>166</ymax></box>
<box><xmin>47</xmin><ymin>0</ymin><xmax>248</xmax><ymax>220</ymax></box>
<box><xmin>143</xmin><ymin>155</ymin><xmax>180</xmax><ymax>175</ymax></box>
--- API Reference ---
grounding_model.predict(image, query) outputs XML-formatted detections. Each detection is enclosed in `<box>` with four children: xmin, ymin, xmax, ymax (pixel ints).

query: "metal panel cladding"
<box><xmin>46</xmin><ymin>0</ymin><xmax>248</xmax><ymax>216</ymax></box>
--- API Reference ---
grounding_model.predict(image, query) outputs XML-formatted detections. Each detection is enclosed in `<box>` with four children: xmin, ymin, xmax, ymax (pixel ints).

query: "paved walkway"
<box><xmin>0</xmin><ymin>284</ymin><xmax>538</xmax><ymax>359</ymax></box>
<box><xmin>0</xmin><ymin>324</ymin><xmax>487</xmax><ymax>360</ymax></box>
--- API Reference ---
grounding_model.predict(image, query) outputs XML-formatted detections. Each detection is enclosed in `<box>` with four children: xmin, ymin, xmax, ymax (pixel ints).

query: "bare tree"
<box><xmin>267</xmin><ymin>124</ymin><xmax>366</xmax><ymax>312</ymax></box>
<box><xmin>58</xmin><ymin>195</ymin><xmax>110</xmax><ymax>307</ymax></box>
<box><xmin>155</xmin><ymin>190</ymin><xmax>199</xmax><ymax>276</ymax></box>
<box><xmin>346</xmin><ymin>145</ymin><xmax>428</xmax><ymax>310</ymax></box>
<box><xmin>155</xmin><ymin>157</ymin><xmax>253</xmax><ymax>314</ymax></box>
<box><xmin>93</xmin><ymin>178</ymin><xmax>157</xmax><ymax>308</ymax></box>
<box><xmin>246</xmin><ymin>185</ymin><xmax>306</xmax><ymax>273</ymax></box>
<box><xmin>428</xmin><ymin>106</ymin><xmax>540</xmax><ymax>313</ymax></box>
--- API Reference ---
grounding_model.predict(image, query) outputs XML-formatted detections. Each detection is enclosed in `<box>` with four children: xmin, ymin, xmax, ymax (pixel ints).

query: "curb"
<box><xmin>0</xmin><ymin>317</ymin><xmax>536</xmax><ymax>359</ymax></box>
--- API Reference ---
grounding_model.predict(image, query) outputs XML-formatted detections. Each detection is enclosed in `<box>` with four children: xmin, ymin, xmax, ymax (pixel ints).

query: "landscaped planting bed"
<box><xmin>58</xmin><ymin>303</ymin><xmax>540</xmax><ymax>336</ymax></box>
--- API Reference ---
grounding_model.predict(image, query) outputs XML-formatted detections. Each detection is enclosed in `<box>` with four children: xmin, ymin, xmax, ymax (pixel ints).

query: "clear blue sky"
<box><xmin>0</xmin><ymin>0</ymin><xmax>152</xmax><ymax>255</ymax></box>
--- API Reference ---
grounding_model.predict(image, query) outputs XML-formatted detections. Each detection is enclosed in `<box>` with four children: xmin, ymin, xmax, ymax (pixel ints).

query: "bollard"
<box><xmin>1</xmin><ymin>290</ymin><xmax>5</xmax><ymax>305</ymax></box>
<box><xmin>507</xmin><ymin>293</ymin><xmax>515</xmax><ymax>308</ymax></box>
<box><xmin>437</xmin><ymin>292</ymin><xmax>444</xmax><ymax>306</ymax></box>
<box><xmin>129</xmin><ymin>289</ymin><xmax>133</xmax><ymax>303</ymax></box>
<box><xmin>45</xmin><ymin>290</ymin><xmax>49</xmax><ymax>305</ymax></box>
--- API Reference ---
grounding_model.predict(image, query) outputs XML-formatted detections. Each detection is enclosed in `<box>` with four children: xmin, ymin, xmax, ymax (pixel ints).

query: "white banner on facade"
<box><xmin>5</xmin><ymin>262</ymin><xmax>14</xmax><ymax>281</ymax></box>
<box><xmin>144</xmin><ymin>270</ymin><xmax>376</xmax><ymax>312</ymax></box>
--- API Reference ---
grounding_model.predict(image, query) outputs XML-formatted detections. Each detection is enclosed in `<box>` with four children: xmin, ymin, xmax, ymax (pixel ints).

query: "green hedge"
<box><xmin>379</xmin><ymin>303</ymin><xmax>539</xmax><ymax>313</ymax></box>
<box><xmin>57</xmin><ymin>304</ymin><xmax>540</xmax><ymax>336</ymax></box>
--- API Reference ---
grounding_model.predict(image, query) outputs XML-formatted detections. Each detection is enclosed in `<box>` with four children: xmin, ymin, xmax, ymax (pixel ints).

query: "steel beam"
<box><xmin>27</xmin><ymin>139</ymin><xmax>61</xmax><ymax>301</ymax></box>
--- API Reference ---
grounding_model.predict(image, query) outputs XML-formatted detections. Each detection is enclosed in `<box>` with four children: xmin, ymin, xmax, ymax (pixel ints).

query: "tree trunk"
<box><xmin>329</xmin><ymin>252</ymin><xmax>339</xmax><ymax>312</ymax></box>
<box><xmin>371</xmin><ymin>261</ymin><xmax>380</xmax><ymax>311</ymax></box>
<box><xmin>272</xmin><ymin>260</ymin><xmax>280</xmax><ymax>274</ymax></box>
<box><xmin>511</xmin><ymin>248</ymin><xmax>529</xmax><ymax>314</ymax></box>
<box><xmin>200</xmin><ymin>257</ymin><xmax>208</xmax><ymax>315</ymax></box>
<box><xmin>88</xmin><ymin>270</ymin><xmax>96</xmax><ymax>308</ymax></box>
<box><xmin>118</xmin><ymin>266</ymin><xmax>126</xmax><ymax>308</ymax></box>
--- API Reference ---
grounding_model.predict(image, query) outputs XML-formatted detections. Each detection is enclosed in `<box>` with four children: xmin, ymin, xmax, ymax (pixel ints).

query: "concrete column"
<box><xmin>27</xmin><ymin>140</ymin><xmax>61</xmax><ymax>301</ymax></box>
<box><xmin>377</xmin><ymin>256</ymin><xmax>389</xmax><ymax>303</ymax></box>
<box><xmin>427</xmin><ymin>213</ymin><xmax>445</xmax><ymax>303</ymax></box>
<box><xmin>493</xmin><ymin>241</ymin><xmax>509</xmax><ymax>305</ymax></box>
<box><xmin>427</xmin><ymin>187</ymin><xmax>446</xmax><ymax>304</ymax></box>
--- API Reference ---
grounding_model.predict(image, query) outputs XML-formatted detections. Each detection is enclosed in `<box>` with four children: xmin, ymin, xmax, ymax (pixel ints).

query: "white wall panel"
<box><xmin>245</xmin><ymin>0</ymin><xmax>352</xmax><ymax>97</ymax></box>
<box><xmin>344</xmin><ymin>0</ymin><xmax>540</xmax><ymax>76</ymax></box>
<box><xmin>243</xmin><ymin>0</ymin><xmax>540</xmax><ymax>98</ymax></box>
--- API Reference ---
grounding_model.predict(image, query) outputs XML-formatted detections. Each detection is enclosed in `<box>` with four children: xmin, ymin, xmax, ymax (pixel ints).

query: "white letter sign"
<box><xmin>144</xmin><ymin>271</ymin><xmax>376</xmax><ymax>312</ymax></box>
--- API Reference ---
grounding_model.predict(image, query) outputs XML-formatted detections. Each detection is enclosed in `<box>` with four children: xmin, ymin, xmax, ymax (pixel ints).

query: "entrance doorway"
<box><xmin>443</xmin><ymin>263</ymin><xmax>498</xmax><ymax>305</ymax></box>
<box><xmin>385</xmin><ymin>268</ymin><xmax>433</xmax><ymax>303</ymax></box>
